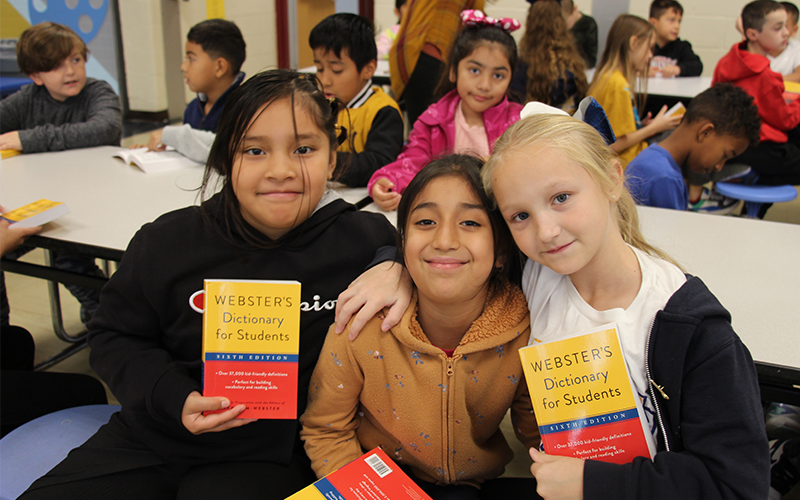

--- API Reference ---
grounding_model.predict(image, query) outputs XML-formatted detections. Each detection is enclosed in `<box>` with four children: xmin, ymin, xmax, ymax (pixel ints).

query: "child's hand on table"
<box><xmin>0</xmin><ymin>131</ymin><xmax>22</xmax><ymax>151</ymax></box>
<box><xmin>129</xmin><ymin>128</ymin><xmax>166</xmax><ymax>151</ymax></box>
<box><xmin>372</xmin><ymin>178</ymin><xmax>401</xmax><ymax>211</ymax></box>
<box><xmin>530</xmin><ymin>449</ymin><xmax>585</xmax><ymax>500</ymax></box>
<box><xmin>181</xmin><ymin>391</ymin><xmax>256</xmax><ymax>435</ymax></box>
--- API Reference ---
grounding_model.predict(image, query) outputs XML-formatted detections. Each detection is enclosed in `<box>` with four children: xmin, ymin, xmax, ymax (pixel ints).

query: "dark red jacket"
<box><xmin>713</xmin><ymin>41</ymin><xmax>800</xmax><ymax>143</ymax></box>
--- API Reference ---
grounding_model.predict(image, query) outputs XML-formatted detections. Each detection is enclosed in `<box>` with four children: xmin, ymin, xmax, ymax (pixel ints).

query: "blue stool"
<box><xmin>0</xmin><ymin>404</ymin><xmax>120</xmax><ymax>500</ymax></box>
<box><xmin>714</xmin><ymin>182</ymin><xmax>798</xmax><ymax>218</ymax></box>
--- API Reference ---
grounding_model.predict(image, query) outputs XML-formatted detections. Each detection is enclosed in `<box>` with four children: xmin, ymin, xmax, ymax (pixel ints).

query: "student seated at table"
<box><xmin>768</xmin><ymin>1</ymin><xmax>800</xmax><ymax>82</ymax></box>
<box><xmin>626</xmin><ymin>83</ymin><xmax>761</xmax><ymax>211</ymax></box>
<box><xmin>0</xmin><ymin>219</ymin><xmax>108</xmax><ymax>437</ymax></box>
<box><xmin>714</xmin><ymin>0</ymin><xmax>800</xmax><ymax>212</ymax></box>
<box><xmin>301</xmin><ymin>155</ymin><xmax>539</xmax><ymax>499</ymax></box>
<box><xmin>589</xmin><ymin>14</ymin><xmax>681</xmax><ymax>166</ymax></box>
<box><xmin>0</xmin><ymin>22</ymin><xmax>121</xmax><ymax>323</ymax></box>
<box><xmin>647</xmin><ymin>0</ymin><xmax>703</xmax><ymax>77</ymax></box>
<box><xmin>17</xmin><ymin>69</ymin><xmax>396</xmax><ymax>500</ymax></box>
<box><xmin>0</xmin><ymin>22</ymin><xmax>121</xmax><ymax>153</ymax></box>
<box><xmin>135</xmin><ymin>19</ymin><xmax>246</xmax><ymax>161</ymax></box>
<box><xmin>310</xmin><ymin>13</ymin><xmax>404</xmax><ymax>187</ymax></box>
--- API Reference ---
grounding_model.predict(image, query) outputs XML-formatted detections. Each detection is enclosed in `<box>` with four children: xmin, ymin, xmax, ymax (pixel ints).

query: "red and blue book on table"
<box><xmin>519</xmin><ymin>324</ymin><xmax>654</xmax><ymax>464</ymax></box>
<box><xmin>286</xmin><ymin>447</ymin><xmax>432</xmax><ymax>500</ymax></box>
<box><xmin>202</xmin><ymin>279</ymin><xmax>301</xmax><ymax>419</ymax></box>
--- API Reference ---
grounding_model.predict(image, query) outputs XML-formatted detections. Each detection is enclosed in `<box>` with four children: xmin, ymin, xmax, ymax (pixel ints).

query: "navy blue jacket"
<box><xmin>183</xmin><ymin>72</ymin><xmax>245</xmax><ymax>132</ymax></box>
<box><xmin>584</xmin><ymin>276</ymin><xmax>769</xmax><ymax>500</ymax></box>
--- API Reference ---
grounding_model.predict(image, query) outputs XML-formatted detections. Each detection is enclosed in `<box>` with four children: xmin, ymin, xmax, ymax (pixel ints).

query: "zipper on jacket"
<box><xmin>645</xmin><ymin>316</ymin><xmax>670</xmax><ymax>452</ymax></box>
<box><xmin>443</xmin><ymin>355</ymin><xmax>458</xmax><ymax>483</ymax></box>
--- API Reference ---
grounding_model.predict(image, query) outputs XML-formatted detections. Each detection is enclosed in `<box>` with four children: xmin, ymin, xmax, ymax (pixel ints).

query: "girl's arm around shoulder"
<box><xmin>300</xmin><ymin>322</ymin><xmax>369</xmax><ymax>477</ymax></box>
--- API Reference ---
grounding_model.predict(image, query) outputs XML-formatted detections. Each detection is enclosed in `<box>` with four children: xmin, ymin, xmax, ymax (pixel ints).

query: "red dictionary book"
<box><xmin>286</xmin><ymin>448</ymin><xmax>432</xmax><ymax>500</ymax></box>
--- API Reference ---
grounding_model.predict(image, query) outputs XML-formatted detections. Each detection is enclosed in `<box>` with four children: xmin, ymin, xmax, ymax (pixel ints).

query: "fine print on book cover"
<box><xmin>202</xmin><ymin>279</ymin><xmax>301</xmax><ymax>419</ymax></box>
<box><xmin>519</xmin><ymin>324</ymin><xmax>654</xmax><ymax>464</ymax></box>
<box><xmin>286</xmin><ymin>447</ymin><xmax>432</xmax><ymax>500</ymax></box>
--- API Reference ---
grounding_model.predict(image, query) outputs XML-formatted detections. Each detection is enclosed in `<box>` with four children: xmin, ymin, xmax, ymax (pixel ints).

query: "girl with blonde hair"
<box><xmin>588</xmin><ymin>14</ymin><xmax>680</xmax><ymax>165</ymax></box>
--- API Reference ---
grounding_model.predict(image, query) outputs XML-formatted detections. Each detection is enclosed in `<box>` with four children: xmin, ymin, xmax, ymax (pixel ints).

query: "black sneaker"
<box><xmin>688</xmin><ymin>187</ymin><xmax>739</xmax><ymax>214</ymax></box>
<box><xmin>770</xmin><ymin>438</ymin><xmax>800</xmax><ymax>499</ymax></box>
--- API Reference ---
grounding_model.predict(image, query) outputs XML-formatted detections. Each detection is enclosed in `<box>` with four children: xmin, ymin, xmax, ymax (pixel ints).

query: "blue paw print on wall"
<box><xmin>30</xmin><ymin>0</ymin><xmax>108</xmax><ymax>44</ymax></box>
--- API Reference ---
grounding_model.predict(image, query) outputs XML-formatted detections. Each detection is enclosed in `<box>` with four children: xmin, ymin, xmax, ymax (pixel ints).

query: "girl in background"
<box><xmin>510</xmin><ymin>0</ymin><xmax>588</xmax><ymax>113</ymax></box>
<box><xmin>588</xmin><ymin>14</ymin><xmax>681</xmax><ymax>166</ymax></box>
<box><xmin>369</xmin><ymin>10</ymin><xmax>522</xmax><ymax>212</ymax></box>
<box><xmin>302</xmin><ymin>155</ymin><xmax>539</xmax><ymax>499</ymax></box>
<box><xmin>20</xmin><ymin>69</ymin><xmax>396</xmax><ymax>500</ymax></box>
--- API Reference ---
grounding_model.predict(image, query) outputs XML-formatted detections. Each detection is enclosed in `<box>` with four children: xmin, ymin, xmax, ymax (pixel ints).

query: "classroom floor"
<box><xmin>4</xmin><ymin>130</ymin><xmax>800</xmax><ymax>492</ymax></box>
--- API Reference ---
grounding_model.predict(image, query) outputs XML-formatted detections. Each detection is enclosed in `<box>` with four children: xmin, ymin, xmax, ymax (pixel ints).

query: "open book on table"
<box><xmin>112</xmin><ymin>147</ymin><xmax>202</xmax><ymax>173</ymax></box>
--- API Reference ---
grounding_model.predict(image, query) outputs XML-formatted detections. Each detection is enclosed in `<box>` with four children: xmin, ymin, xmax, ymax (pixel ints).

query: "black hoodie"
<box><xmin>88</xmin><ymin>192</ymin><xmax>396</xmax><ymax>465</ymax></box>
<box><xmin>584</xmin><ymin>276</ymin><xmax>769</xmax><ymax>500</ymax></box>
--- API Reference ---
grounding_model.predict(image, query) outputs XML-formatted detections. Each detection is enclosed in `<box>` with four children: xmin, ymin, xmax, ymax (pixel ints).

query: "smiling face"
<box><xmin>748</xmin><ymin>9</ymin><xmax>790</xmax><ymax>54</ymax></box>
<box><xmin>180</xmin><ymin>41</ymin><xmax>217</xmax><ymax>94</ymax></box>
<box><xmin>450</xmin><ymin>43</ymin><xmax>511</xmax><ymax>125</ymax></box>
<box><xmin>685</xmin><ymin>127</ymin><xmax>750</xmax><ymax>175</ymax></box>
<box><xmin>650</xmin><ymin>8</ymin><xmax>682</xmax><ymax>46</ymax></box>
<box><xmin>30</xmin><ymin>48</ymin><xmax>86</xmax><ymax>102</ymax></box>
<box><xmin>404</xmin><ymin>175</ymin><xmax>497</xmax><ymax>308</ymax></box>
<box><xmin>231</xmin><ymin>97</ymin><xmax>336</xmax><ymax>241</ymax></box>
<box><xmin>313</xmin><ymin>47</ymin><xmax>375</xmax><ymax>104</ymax></box>
<box><xmin>492</xmin><ymin>147</ymin><xmax>620</xmax><ymax>279</ymax></box>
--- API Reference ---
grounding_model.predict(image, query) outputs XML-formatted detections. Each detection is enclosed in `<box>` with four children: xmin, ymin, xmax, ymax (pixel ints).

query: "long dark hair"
<box><xmin>434</xmin><ymin>23</ymin><xmax>518</xmax><ymax>98</ymax></box>
<box><xmin>396</xmin><ymin>154</ymin><xmax>513</xmax><ymax>295</ymax></box>
<box><xmin>200</xmin><ymin>69</ymin><xmax>339</xmax><ymax>248</ymax></box>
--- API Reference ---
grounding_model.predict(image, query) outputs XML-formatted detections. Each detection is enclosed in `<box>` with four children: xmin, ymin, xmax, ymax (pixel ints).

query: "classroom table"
<box><xmin>585</xmin><ymin>68</ymin><xmax>712</xmax><ymax>100</ymax></box>
<box><xmin>1</xmin><ymin>146</ymin><xmax>210</xmax><ymax>368</ymax></box>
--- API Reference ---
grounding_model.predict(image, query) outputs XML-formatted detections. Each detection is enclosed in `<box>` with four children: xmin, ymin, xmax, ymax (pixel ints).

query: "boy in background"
<box><xmin>0</xmin><ymin>22</ymin><xmax>121</xmax><ymax>153</ymax></box>
<box><xmin>140</xmin><ymin>19</ymin><xmax>245</xmax><ymax>157</ymax></box>
<box><xmin>648</xmin><ymin>0</ymin><xmax>703</xmax><ymax>77</ymax></box>
<box><xmin>768</xmin><ymin>1</ymin><xmax>800</xmax><ymax>81</ymax></box>
<box><xmin>714</xmin><ymin>0</ymin><xmax>800</xmax><ymax>201</ymax></box>
<box><xmin>562</xmin><ymin>0</ymin><xmax>598</xmax><ymax>68</ymax></box>
<box><xmin>626</xmin><ymin>83</ymin><xmax>761</xmax><ymax>211</ymax></box>
<box><xmin>0</xmin><ymin>22</ymin><xmax>121</xmax><ymax>323</ymax></box>
<box><xmin>310</xmin><ymin>13</ymin><xmax>404</xmax><ymax>187</ymax></box>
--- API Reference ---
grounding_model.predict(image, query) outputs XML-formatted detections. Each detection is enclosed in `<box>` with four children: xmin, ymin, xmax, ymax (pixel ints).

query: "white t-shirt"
<box><xmin>768</xmin><ymin>39</ymin><xmax>800</xmax><ymax>75</ymax></box>
<box><xmin>522</xmin><ymin>246</ymin><xmax>686</xmax><ymax>455</ymax></box>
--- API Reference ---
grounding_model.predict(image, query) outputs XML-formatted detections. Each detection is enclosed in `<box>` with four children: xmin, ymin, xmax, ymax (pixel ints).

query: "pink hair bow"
<box><xmin>460</xmin><ymin>9</ymin><xmax>521</xmax><ymax>33</ymax></box>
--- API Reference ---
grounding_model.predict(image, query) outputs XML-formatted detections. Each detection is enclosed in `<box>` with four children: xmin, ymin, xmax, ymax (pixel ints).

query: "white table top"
<box><xmin>1</xmin><ymin>146</ymin><xmax>209</xmax><ymax>253</ymax></box>
<box><xmin>637</xmin><ymin>206</ymin><xmax>799</xmax><ymax>371</ymax></box>
<box><xmin>585</xmin><ymin>68</ymin><xmax>712</xmax><ymax>99</ymax></box>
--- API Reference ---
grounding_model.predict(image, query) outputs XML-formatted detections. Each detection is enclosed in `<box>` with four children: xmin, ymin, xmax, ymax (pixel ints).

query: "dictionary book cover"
<box><xmin>285</xmin><ymin>447</ymin><xmax>432</xmax><ymax>500</ymax></box>
<box><xmin>519</xmin><ymin>324</ymin><xmax>653</xmax><ymax>464</ymax></box>
<box><xmin>202</xmin><ymin>279</ymin><xmax>301</xmax><ymax>419</ymax></box>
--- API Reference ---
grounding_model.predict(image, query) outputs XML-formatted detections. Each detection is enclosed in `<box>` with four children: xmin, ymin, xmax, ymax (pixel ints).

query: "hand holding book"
<box><xmin>529</xmin><ymin>448</ymin><xmax>584</xmax><ymax>500</ymax></box>
<box><xmin>181</xmin><ymin>391</ymin><xmax>255</xmax><ymax>435</ymax></box>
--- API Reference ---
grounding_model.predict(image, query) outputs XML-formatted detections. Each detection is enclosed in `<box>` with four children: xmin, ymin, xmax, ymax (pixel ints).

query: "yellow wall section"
<box><xmin>206</xmin><ymin>0</ymin><xmax>225</xmax><ymax>19</ymax></box>
<box><xmin>0</xmin><ymin>0</ymin><xmax>31</xmax><ymax>39</ymax></box>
